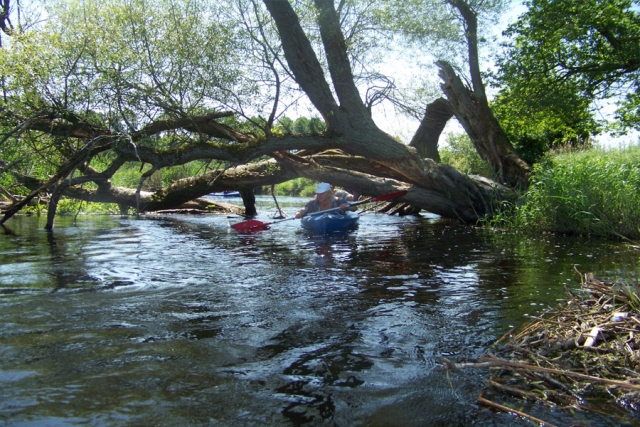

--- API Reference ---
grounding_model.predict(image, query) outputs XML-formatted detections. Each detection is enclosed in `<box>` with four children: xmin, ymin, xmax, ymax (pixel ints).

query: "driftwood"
<box><xmin>149</xmin><ymin>209</ymin><xmax>210</xmax><ymax>215</ymax></box>
<box><xmin>440</xmin><ymin>356</ymin><xmax>640</xmax><ymax>391</ymax></box>
<box><xmin>477</xmin><ymin>396</ymin><xmax>559</xmax><ymax>427</ymax></box>
<box><xmin>440</xmin><ymin>270</ymin><xmax>640</xmax><ymax>424</ymax></box>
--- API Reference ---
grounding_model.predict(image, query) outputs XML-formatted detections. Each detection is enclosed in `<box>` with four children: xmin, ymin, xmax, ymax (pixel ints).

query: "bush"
<box><xmin>56</xmin><ymin>199</ymin><xmax>123</xmax><ymax>215</ymax></box>
<box><xmin>109</xmin><ymin>160</ymin><xmax>213</xmax><ymax>190</ymax></box>
<box><xmin>489</xmin><ymin>145</ymin><xmax>640</xmax><ymax>240</ymax></box>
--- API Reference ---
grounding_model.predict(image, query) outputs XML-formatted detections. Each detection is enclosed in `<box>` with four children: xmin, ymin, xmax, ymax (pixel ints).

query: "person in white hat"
<box><xmin>295</xmin><ymin>182</ymin><xmax>357</xmax><ymax>218</ymax></box>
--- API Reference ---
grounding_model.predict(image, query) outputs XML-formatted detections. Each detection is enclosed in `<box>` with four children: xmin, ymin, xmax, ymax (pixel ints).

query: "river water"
<box><xmin>0</xmin><ymin>196</ymin><xmax>638</xmax><ymax>426</ymax></box>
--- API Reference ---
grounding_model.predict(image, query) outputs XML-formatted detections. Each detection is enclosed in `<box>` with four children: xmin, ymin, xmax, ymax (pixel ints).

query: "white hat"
<box><xmin>315</xmin><ymin>182</ymin><xmax>331</xmax><ymax>193</ymax></box>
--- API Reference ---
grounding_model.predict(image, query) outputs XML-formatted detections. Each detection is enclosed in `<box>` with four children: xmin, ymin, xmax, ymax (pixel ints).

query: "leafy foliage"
<box><xmin>493</xmin><ymin>0</ymin><xmax>640</xmax><ymax>150</ymax></box>
<box><xmin>440</xmin><ymin>133</ymin><xmax>494</xmax><ymax>178</ymax></box>
<box><xmin>271</xmin><ymin>177</ymin><xmax>316</xmax><ymax>197</ymax></box>
<box><xmin>107</xmin><ymin>160</ymin><xmax>216</xmax><ymax>190</ymax></box>
<box><xmin>274</xmin><ymin>116</ymin><xmax>326</xmax><ymax>134</ymax></box>
<box><xmin>0</xmin><ymin>0</ymin><xmax>245</xmax><ymax>195</ymax></box>
<box><xmin>369</xmin><ymin>0</ymin><xmax>508</xmax><ymax>118</ymax></box>
<box><xmin>3</xmin><ymin>0</ymin><xmax>242</xmax><ymax>116</ymax></box>
<box><xmin>491</xmin><ymin>88</ymin><xmax>597</xmax><ymax>164</ymax></box>
<box><xmin>371</xmin><ymin>0</ymin><xmax>506</xmax><ymax>59</ymax></box>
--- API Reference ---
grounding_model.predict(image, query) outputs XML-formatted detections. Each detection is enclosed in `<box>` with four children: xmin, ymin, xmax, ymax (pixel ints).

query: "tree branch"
<box><xmin>132</xmin><ymin>112</ymin><xmax>252</xmax><ymax>142</ymax></box>
<box><xmin>314</xmin><ymin>0</ymin><xmax>369</xmax><ymax>119</ymax></box>
<box><xmin>262</xmin><ymin>0</ymin><xmax>340</xmax><ymax>124</ymax></box>
<box><xmin>446</xmin><ymin>0</ymin><xmax>486</xmax><ymax>100</ymax></box>
<box><xmin>409</xmin><ymin>97</ymin><xmax>454</xmax><ymax>161</ymax></box>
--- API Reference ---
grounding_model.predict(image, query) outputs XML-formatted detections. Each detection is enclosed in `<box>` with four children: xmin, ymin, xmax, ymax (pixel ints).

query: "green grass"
<box><xmin>488</xmin><ymin>144</ymin><xmax>640</xmax><ymax>240</ymax></box>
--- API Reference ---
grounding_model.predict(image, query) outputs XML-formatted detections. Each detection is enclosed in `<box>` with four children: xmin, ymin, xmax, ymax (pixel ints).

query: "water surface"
<box><xmin>0</xmin><ymin>196</ymin><xmax>638</xmax><ymax>426</ymax></box>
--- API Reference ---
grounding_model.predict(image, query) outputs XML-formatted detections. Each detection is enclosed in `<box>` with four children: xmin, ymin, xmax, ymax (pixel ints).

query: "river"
<box><xmin>0</xmin><ymin>196</ymin><xmax>637</xmax><ymax>426</ymax></box>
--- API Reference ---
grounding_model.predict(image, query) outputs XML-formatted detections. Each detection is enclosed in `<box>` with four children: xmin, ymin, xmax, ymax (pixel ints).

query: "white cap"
<box><xmin>315</xmin><ymin>182</ymin><xmax>331</xmax><ymax>193</ymax></box>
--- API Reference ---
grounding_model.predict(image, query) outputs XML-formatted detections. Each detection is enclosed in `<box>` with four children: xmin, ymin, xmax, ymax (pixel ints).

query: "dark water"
<box><xmin>0</xmin><ymin>196</ymin><xmax>638</xmax><ymax>426</ymax></box>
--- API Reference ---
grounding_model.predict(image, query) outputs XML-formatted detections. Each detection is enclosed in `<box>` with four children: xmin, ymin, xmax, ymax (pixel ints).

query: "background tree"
<box><xmin>491</xmin><ymin>87</ymin><xmax>599</xmax><ymax>164</ymax></box>
<box><xmin>493</xmin><ymin>0</ymin><xmax>640</xmax><ymax>161</ymax></box>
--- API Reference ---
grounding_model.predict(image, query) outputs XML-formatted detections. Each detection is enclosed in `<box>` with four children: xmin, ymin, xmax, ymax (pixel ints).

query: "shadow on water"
<box><xmin>0</xmin><ymin>206</ymin><xmax>638</xmax><ymax>426</ymax></box>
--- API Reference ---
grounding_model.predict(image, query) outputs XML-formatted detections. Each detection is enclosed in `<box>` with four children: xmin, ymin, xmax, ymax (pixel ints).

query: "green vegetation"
<box><xmin>276</xmin><ymin>117</ymin><xmax>327</xmax><ymax>135</ymax></box>
<box><xmin>488</xmin><ymin>145</ymin><xmax>640</xmax><ymax>240</ymax></box>
<box><xmin>492</xmin><ymin>0</ymin><xmax>639</xmax><ymax>161</ymax></box>
<box><xmin>108</xmin><ymin>160</ymin><xmax>216</xmax><ymax>190</ymax></box>
<box><xmin>269</xmin><ymin>178</ymin><xmax>316</xmax><ymax>197</ymax></box>
<box><xmin>55</xmin><ymin>199</ymin><xmax>122</xmax><ymax>216</ymax></box>
<box><xmin>439</xmin><ymin>133</ymin><xmax>494</xmax><ymax>178</ymax></box>
<box><xmin>491</xmin><ymin>88</ymin><xmax>597</xmax><ymax>165</ymax></box>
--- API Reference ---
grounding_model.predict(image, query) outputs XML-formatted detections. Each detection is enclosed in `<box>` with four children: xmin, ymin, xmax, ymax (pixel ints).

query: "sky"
<box><xmin>369</xmin><ymin>1</ymin><xmax>525</xmax><ymax>145</ymax></box>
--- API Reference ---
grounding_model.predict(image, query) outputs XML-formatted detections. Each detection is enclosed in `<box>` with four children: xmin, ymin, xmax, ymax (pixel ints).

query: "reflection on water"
<box><xmin>0</xmin><ymin>200</ymin><xmax>638</xmax><ymax>426</ymax></box>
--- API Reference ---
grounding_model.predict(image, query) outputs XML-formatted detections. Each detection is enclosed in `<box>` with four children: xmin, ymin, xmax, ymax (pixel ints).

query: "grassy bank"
<box><xmin>489</xmin><ymin>145</ymin><xmax>640</xmax><ymax>240</ymax></box>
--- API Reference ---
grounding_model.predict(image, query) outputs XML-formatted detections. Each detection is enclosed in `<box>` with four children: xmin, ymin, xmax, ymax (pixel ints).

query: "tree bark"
<box><xmin>240</xmin><ymin>189</ymin><xmax>257</xmax><ymax>217</ymax></box>
<box><xmin>447</xmin><ymin>0</ymin><xmax>486</xmax><ymax>100</ymax></box>
<box><xmin>263</xmin><ymin>0</ymin><xmax>426</xmax><ymax>184</ymax></box>
<box><xmin>437</xmin><ymin>61</ymin><xmax>531</xmax><ymax>189</ymax></box>
<box><xmin>437</xmin><ymin>0</ymin><xmax>530</xmax><ymax>189</ymax></box>
<box><xmin>272</xmin><ymin>151</ymin><xmax>514</xmax><ymax>222</ymax></box>
<box><xmin>409</xmin><ymin>97</ymin><xmax>454</xmax><ymax>161</ymax></box>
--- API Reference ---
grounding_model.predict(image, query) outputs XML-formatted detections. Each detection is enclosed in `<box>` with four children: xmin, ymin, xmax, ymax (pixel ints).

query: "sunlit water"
<box><xmin>0</xmin><ymin>196</ymin><xmax>638</xmax><ymax>426</ymax></box>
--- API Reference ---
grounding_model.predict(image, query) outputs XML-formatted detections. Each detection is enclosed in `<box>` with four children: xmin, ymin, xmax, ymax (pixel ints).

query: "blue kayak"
<box><xmin>301</xmin><ymin>211</ymin><xmax>359</xmax><ymax>233</ymax></box>
<box><xmin>209</xmin><ymin>191</ymin><xmax>240</xmax><ymax>197</ymax></box>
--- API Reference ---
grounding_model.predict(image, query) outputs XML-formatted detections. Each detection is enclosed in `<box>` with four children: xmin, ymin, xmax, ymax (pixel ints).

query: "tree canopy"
<box><xmin>493</xmin><ymin>0</ymin><xmax>640</xmax><ymax>160</ymax></box>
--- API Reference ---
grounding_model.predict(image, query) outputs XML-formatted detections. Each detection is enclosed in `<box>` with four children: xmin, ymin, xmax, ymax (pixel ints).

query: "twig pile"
<box><xmin>441</xmin><ymin>270</ymin><xmax>640</xmax><ymax>425</ymax></box>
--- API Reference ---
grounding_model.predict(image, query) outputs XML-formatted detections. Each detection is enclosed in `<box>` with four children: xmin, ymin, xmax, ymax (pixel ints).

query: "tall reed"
<box><xmin>489</xmin><ymin>145</ymin><xmax>640</xmax><ymax>240</ymax></box>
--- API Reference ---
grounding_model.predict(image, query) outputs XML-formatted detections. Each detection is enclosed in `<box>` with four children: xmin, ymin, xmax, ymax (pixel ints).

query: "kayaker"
<box><xmin>295</xmin><ymin>182</ymin><xmax>357</xmax><ymax>218</ymax></box>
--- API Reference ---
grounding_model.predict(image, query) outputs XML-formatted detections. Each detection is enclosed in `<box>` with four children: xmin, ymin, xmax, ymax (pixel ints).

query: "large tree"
<box><xmin>0</xmin><ymin>0</ymin><xmax>527</xmax><ymax>229</ymax></box>
<box><xmin>493</xmin><ymin>0</ymin><xmax>640</xmax><ymax>160</ymax></box>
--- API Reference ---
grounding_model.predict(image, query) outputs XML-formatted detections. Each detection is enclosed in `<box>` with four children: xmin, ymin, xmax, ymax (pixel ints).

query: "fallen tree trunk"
<box><xmin>11</xmin><ymin>159</ymin><xmax>297</xmax><ymax>217</ymax></box>
<box><xmin>273</xmin><ymin>151</ymin><xmax>514</xmax><ymax>222</ymax></box>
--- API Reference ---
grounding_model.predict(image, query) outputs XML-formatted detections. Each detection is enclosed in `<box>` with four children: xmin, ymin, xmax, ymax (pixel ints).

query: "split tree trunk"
<box><xmin>1</xmin><ymin>1</ymin><xmax>533</xmax><ymax>228</ymax></box>
<box><xmin>437</xmin><ymin>62</ymin><xmax>531</xmax><ymax>189</ymax></box>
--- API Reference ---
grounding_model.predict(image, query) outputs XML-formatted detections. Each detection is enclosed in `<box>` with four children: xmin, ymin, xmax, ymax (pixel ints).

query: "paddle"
<box><xmin>231</xmin><ymin>190</ymin><xmax>407</xmax><ymax>232</ymax></box>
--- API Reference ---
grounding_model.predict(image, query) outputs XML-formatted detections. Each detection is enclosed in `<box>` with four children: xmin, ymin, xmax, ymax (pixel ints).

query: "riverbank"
<box><xmin>443</xmin><ymin>270</ymin><xmax>640</xmax><ymax>425</ymax></box>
